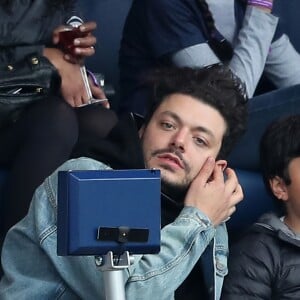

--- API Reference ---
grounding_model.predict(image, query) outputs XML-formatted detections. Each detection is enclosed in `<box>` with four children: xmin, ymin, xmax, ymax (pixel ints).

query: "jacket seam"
<box><xmin>128</xmin><ymin>225</ymin><xmax>214</xmax><ymax>281</ymax></box>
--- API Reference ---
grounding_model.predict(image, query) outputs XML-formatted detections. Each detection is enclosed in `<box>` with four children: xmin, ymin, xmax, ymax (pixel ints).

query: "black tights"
<box><xmin>0</xmin><ymin>97</ymin><xmax>117</xmax><ymax>235</ymax></box>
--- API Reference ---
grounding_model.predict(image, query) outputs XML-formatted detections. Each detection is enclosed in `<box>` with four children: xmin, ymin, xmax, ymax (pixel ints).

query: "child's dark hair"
<box><xmin>144</xmin><ymin>65</ymin><xmax>248</xmax><ymax>159</ymax></box>
<box><xmin>260</xmin><ymin>115</ymin><xmax>300</xmax><ymax>213</ymax></box>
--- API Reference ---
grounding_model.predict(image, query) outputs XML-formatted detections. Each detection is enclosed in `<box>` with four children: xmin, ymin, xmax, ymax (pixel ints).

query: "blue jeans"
<box><xmin>228</xmin><ymin>84</ymin><xmax>300</xmax><ymax>170</ymax></box>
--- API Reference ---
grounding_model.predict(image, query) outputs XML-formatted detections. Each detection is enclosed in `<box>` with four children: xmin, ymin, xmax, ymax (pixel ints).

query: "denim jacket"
<box><xmin>0</xmin><ymin>157</ymin><xmax>228</xmax><ymax>300</ymax></box>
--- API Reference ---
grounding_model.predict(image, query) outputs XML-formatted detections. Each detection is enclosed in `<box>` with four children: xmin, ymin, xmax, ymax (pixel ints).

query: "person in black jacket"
<box><xmin>0</xmin><ymin>0</ymin><xmax>117</xmax><ymax>237</ymax></box>
<box><xmin>222</xmin><ymin>114</ymin><xmax>300</xmax><ymax>299</ymax></box>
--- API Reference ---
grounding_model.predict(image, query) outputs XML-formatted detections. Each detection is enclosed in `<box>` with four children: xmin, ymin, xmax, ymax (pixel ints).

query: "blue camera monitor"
<box><xmin>57</xmin><ymin>169</ymin><xmax>161</xmax><ymax>256</ymax></box>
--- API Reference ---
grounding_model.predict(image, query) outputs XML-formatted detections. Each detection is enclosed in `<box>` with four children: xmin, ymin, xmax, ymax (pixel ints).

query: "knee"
<box><xmin>33</xmin><ymin>99</ymin><xmax>79</xmax><ymax>146</ymax></box>
<box><xmin>48</xmin><ymin>99</ymin><xmax>77</xmax><ymax>127</ymax></box>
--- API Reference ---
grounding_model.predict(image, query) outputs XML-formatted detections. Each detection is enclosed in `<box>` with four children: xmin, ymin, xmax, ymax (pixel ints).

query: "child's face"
<box><xmin>285</xmin><ymin>157</ymin><xmax>300</xmax><ymax>216</ymax></box>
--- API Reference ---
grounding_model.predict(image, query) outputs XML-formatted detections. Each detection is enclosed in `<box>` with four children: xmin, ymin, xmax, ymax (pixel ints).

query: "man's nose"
<box><xmin>170</xmin><ymin>129</ymin><xmax>188</xmax><ymax>151</ymax></box>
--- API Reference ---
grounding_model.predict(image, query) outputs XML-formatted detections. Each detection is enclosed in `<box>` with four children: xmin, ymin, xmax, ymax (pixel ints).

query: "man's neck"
<box><xmin>161</xmin><ymin>184</ymin><xmax>187</xmax><ymax>206</ymax></box>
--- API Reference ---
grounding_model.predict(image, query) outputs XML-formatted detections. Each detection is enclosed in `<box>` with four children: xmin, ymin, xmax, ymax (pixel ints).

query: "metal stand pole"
<box><xmin>95</xmin><ymin>251</ymin><xmax>134</xmax><ymax>300</ymax></box>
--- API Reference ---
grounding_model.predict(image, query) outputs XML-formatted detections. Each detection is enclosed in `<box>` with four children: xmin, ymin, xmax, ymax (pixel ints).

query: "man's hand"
<box><xmin>184</xmin><ymin>157</ymin><xmax>243</xmax><ymax>226</ymax></box>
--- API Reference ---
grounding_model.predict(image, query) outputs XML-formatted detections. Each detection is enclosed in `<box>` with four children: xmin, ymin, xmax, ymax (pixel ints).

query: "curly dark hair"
<box><xmin>260</xmin><ymin>115</ymin><xmax>300</xmax><ymax>213</ymax></box>
<box><xmin>144</xmin><ymin>65</ymin><xmax>248</xmax><ymax>159</ymax></box>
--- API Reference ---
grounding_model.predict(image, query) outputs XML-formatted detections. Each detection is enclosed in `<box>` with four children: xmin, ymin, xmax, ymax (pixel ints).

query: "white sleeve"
<box><xmin>172</xmin><ymin>43</ymin><xmax>220</xmax><ymax>68</ymax></box>
<box><xmin>171</xmin><ymin>7</ymin><xmax>278</xmax><ymax>97</ymax></box>
<box><xmin>264</xmin><ymin>34</ymin><xmax>300</xmax><ymax>88</ymax></box>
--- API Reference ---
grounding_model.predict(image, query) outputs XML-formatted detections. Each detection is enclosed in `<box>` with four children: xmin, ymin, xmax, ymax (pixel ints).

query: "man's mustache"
<box><xmin>151</xmin><ymin>148</ymin><xmax>190</xmax><ymax>172</ymax></box>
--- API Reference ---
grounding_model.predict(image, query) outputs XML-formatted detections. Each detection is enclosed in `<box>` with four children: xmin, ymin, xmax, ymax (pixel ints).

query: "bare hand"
<box><xmin>184</xmin><ymin>157</ymin><xmax>243</xmax><ymax>226</ymax></box>
<box><xmin>89</xmin><ymin>77</ymin><xmax>110</xmax><ymax>109</ymax></box>
<box><xmin>53</xmin><ymin>21</ymin><xmax>97</xmax><ymax>64</ymax></box>
<box><xmin>43</xmin><ymin>48</ymin><xmax>91</xmax><ymax>106</ymax></box>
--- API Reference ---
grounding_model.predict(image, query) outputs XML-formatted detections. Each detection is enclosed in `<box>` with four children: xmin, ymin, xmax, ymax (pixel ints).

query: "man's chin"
<box><xmin>160</xmin><ymin>171</ymin><xmax>180</xmax><ymax>185</ymax></box>
<box><xmin>153</xmin><ymin>165</ymin><xmax>189</xmax><ymax>189</ymax></box>
<box><xmin>161</xmin><ymin>173</ymin><xmax>189</xmax><ymax>200</ymax></box>
<box><xmin>159</xmin><ymin>165</ymin><xmax>184</xmax><ymax>178</ymax></box>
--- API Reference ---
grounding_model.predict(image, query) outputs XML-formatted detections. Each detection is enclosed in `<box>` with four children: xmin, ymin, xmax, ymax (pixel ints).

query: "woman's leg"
<box><xmin>72</xmin><ymin>104</ymin><xmax>118</xmax><ymax>156</ymax></box>
<box><xmin>76</xmin><ymin>104</ymin><xmax>118</xmax><ymax>140</ymax></box>
<box><xmin>0</xmin><ymin>97</ymin><xmax>78</xmax><ymax>234</ymax></box>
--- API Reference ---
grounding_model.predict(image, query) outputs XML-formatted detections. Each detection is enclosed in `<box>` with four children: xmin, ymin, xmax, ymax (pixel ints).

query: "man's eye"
<box><xmin>193</xmin><ymin>137</ymin><xmax>206</xmax><ymax>146</ymax></box>
<box><xmin>161</xmin><ymin>122</ymin><xmax>175</xmax><ymax>130</ymax></box>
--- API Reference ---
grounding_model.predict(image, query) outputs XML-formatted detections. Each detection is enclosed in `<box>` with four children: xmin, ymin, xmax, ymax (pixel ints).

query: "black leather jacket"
<box><xmin>222</xmin><ymin>212</ymin><xmax>300</xmax><ymax>299</ymax></box>
<box><xmin>0</xmin><ymin>0</ymin><xmax>74</xmax><ymax>64</ymax></box>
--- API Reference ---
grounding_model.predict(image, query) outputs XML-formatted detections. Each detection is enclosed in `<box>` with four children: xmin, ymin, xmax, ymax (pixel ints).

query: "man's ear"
<box><xmin>216</xmin><ymin>160</ymin><xmax>227</xmax><ymax>171</ymax></box>
<box><xmin>138</xmin><ymin>125</ymin><xmax>145</xmax><ymax>138</ymax></box>
<box><xmin>269</xmin><ymin>176</ymin><xmax>288</xmax><ymax>201</ymax></box>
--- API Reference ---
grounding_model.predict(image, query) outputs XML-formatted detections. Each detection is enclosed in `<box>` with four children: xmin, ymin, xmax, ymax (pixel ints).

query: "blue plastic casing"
<box><xmin>57</xmin><ymin>169</ymin><xmax>161</xmax><ymax>256</ymax></box>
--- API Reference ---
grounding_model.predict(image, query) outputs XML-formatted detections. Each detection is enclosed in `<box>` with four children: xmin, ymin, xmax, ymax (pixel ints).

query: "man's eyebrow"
<box><xmin>159</xmin><ymin>111</ymin><xmax>180</xmax><ymax>122</ymax></box>
<box><xmin>159</xmin><ymin>111</ymin><xmax>216</xmax><ymax>140</ymax></box>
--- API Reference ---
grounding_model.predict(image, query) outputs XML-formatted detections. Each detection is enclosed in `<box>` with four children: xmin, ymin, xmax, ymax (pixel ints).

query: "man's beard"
<box><xmin>147</xmin><ymin>147</ymin><xmax>191</xmax><ymax>204</ymax></box>
<box><xmin>161</xmin><ymin>177</ymin><xmax>190</xmax><ymax>205</ymax></box>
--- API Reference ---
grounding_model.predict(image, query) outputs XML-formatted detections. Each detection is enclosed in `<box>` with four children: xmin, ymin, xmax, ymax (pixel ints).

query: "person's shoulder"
<box><xmin>43</xmin><ymin>158</ymin><xmax>112</xmax><ymax>205</ymax></box>
<box><xmin>56</xmin><ymin>157</ymin><xmax>109</xmax><ymax>172</ymax></box>
<box><xmin>49</xmin><ymin>157</ymin><xmax>112</xmax><ymax>182</ymax></box>
<box><xmin>230</xmin><ymin>224</ymin><xmax>280</xmax><ymax>257</ymax></box>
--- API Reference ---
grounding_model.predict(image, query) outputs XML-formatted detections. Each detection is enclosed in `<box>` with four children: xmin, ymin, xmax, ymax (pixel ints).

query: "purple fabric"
<box><xmin>248</xmin><ymin>0</ymin><xmax>273</xmax><ymax>10</ymax></box>
<box><xmin>86</xmin><ymin>69</ymin><xmax>99</xmax><ymax>87</ymax></box>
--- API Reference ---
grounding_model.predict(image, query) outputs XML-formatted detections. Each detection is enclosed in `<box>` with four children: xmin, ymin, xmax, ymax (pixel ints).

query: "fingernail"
<box><xmin>74</xmin><ymin>48</ymin><xmax>81</xmax><ymax>54</ymax></box>
<box><xmin>74</xmin><ymin>39</ymin><xmax>80</xmax><ymax>45</ymax></box>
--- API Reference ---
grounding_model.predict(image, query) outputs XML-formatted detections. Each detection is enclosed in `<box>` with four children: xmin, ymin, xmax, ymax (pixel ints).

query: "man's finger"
<box><xmin>224</xmin><ymin>168</ymin><xmax>239</xmax><ymax>192</ymax></box>
<box><xmin>209</xmin><ymin>163</ymin><xmax>224</xmax><ymax>184</ymax></box>
<box><xmin>195</xmin><ymin>157</ymin><xmax>216</xmax><ymax>186</ymax></box>
<box><xmin>232</xmin><ymin>184</ymin><xmax>244</xmax><ymax>205</ymax></box>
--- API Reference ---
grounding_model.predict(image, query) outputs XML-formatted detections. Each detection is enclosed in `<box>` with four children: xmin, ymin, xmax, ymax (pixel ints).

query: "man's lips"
<box><xmin>157</xmin><ymin>153</ymin><xmax>184</xmax><ymax>169</ymax></box>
